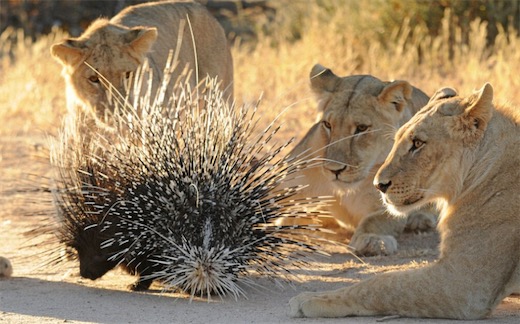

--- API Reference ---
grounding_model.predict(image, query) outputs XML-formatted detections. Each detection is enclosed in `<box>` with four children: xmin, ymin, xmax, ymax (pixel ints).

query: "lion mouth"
<box><xmin>403</xmin><ymin>195</ymin><xmax>423</xmax><ymax>206</ymax></box>
<box><xmin>325</xmin><ymin>167</ymin><xmax>365</xmax><ymax>184</ymax></box>
<box><xmin>382</xmin><ymin>193</ymin><xmax>424</xmax><ymax>208</ymax></box>
<box><xmin>332</xmin><ymin>176</ymin><xmax>365</xmax><ymax>188</ymax></box>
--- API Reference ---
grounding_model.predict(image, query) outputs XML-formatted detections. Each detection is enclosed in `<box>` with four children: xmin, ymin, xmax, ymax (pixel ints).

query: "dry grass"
<box><xmin>231</xmin><ymin>4</ymin><xmax>520</xmax><ymax>141</ymax></box>
<box><xmin>1</xmin><ymin>2</ymin><xmax>519</xmax><ymax>141</ymax></box>
<box><xmin>0</xmin><ymin>27</ymin><xmax>67</xmax><ymax>137</ymax></box>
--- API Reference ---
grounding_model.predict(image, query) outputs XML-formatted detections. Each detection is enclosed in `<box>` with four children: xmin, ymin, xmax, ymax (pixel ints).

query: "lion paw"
<box><xmin>289</xmin><ymin>293</ymin><xmax>308</xmax><ymax>317</ymax></box>
<box><xmin>405</xmin><ymin>210</ymin><xmax>437</xmax><ymax>232</ymax></box>
<box><xmin>290</xmin><ymin>291</ymin><xmax>351</xmax><ymax>318</ymax></box>
<box><xmin>289</xmin><ymin>292</ymin><xmax>327</xmax><ymax>318</ymax></box>
<box><xmin>349</xmin><ymin>233</ymin><xmax>398</xmax><ymax>256</ymax></box>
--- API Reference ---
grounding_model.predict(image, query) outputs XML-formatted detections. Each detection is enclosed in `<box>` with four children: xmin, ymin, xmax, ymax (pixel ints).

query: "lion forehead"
<box><xmin>80</xmin><ymin>27</ymin><xmax>141</xmax><ymax>68</ymax></box>
<box><xmin>82</xmin><ymin>21</ymin><xmax>131</xmax><ymax>44</ymax></box>
<box><xmin>324</xmin><ymin>85</ymin><xmax>387</xmax><ymax>127</ymax></box>
<box><xmin>398</xmin><ymin>110</ymin><xmax>448</xmax><ymax>146</ymax></box>
<box><xmin>338</xmin><ymin>76</ymin><xmax>386</xmax><ymax>95</ymax></box>
<box><xmin>85</xmin><ymin>46</ymin><xmax>139</xmax><ymax>72</ymax></box>
<box><xmin>327</xmin><ymin>76</ymin><xmax>385</xmax><ymax>110</ymax></box>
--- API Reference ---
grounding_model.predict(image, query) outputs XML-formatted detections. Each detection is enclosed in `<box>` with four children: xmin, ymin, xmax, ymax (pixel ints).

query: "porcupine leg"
<box><xmin>129</xmin><ymin>277</ymin><xmax>153</xmax><ymax>291</ymax></box>
<box><xmin>124</xmin><ymin>263</ymin><xmax>155</xmax><ymax>291</ymax></box>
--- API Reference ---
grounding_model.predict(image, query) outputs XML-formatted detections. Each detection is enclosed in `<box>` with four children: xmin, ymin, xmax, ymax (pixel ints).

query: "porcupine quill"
<box><xmin>50</xmin><ymin>56</ymin><xmax>335</xmax><ymax>298</ymax></box>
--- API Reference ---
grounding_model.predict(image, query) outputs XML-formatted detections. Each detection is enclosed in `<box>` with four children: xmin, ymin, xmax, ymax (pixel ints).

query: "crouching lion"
<box><xmin>290</xmin><ymin>83</ymin><xmax>520</xmax><ymax>319</ymax></box>
<box><xmin>281</xmin><ymin>64</ymin><xmax>436</xmax><ymax>255</ymax></box>
<box><xmin>51</xmin><ymin>0</ymin><xmax>233</xmax><ymax>120</ymax></box>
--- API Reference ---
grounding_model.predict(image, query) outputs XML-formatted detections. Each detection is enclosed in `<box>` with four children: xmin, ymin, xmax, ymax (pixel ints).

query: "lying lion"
<box><xmin>281</xmin><ymin>64</ymin><xmax>436</xmax><ymax>255</ymax></box>
<box><xmin>51</xmin><ymin>1</ymin><xmax>233</xmax><ymax>120</ymax></box>
<box><xmin>290</xmin><ymin>83</ymin><xmax>520</xmax><ymax>319</ymax></box>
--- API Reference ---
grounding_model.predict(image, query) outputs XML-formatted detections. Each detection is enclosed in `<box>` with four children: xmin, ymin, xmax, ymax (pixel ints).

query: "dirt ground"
<box><xmin>0</xmin><ymin>135</ymin><xmax>519</xmax><ymax>324</ymax></box>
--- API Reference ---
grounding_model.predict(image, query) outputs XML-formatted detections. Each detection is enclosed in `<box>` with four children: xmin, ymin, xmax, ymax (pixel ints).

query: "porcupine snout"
<box><xmin>80</xmin><ymin>266</ymin><xmax>101</xmax><ymax>280</ymax></box>
<box><xmin>78</xmin><ymin>250</ymin><xmax>117</xmax><ymax>280</ymax></box>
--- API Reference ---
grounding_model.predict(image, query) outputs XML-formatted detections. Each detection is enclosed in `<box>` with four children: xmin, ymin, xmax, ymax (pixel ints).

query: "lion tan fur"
<box><xmin>51</xmin><ymin>1</ymin><xmax>233</xmax><ymax>119</ymax></box>
<box><xmin>290</xmin><ymin>83</ymin><xmax>520</xmax><ymax>319</ymax></box>
<box><xmin>282</xmin><ymin>64</ymin><xmax>436</xmax><ymax>255</ymax></box>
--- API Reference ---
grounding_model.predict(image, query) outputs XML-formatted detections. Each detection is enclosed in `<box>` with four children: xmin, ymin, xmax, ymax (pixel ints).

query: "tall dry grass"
<box><xmin>231</xmin><ymin>2</ymin><xmax>520</xmax><ymax>140</ymax></box>
<box><xmin>1</xmin><ymin>2</ymin><xmax>519</xmax><ymax>142</ymax></box>
<box><xmin>0</xmin><ymin>27</ymin><xmax>67</xmax><ymax>137</ymax></box>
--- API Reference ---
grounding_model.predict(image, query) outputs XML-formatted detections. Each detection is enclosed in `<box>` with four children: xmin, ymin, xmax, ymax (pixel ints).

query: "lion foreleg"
<box><xmin>349</xmin><ymin>210</ymin><xmax>405</xmax><ymax>255</ymax></box>
<box><xmin>290</xmin><ymin>263</ymin><xmax>495</xmax><ymax>319</ymax></box>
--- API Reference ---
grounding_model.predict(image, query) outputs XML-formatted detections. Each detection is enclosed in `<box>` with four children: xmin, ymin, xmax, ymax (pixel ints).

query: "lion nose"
<box><xmin>375</xmin><ymin>180</ymin><xmax>392</xmax><ymax>193</ymax></box>
<box><xmin>329</xmin><ymin>166</ymin><xmax>346</xmax><ymax>178</ymax></box>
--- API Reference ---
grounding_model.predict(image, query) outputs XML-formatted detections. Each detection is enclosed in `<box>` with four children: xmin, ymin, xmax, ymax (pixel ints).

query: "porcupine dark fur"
<box><xmin>51</xmin><ymin>69</ymin><xmax>333</xmax><ymax>297</ymax></box>
<box><xmin>49</xmin><ymin>58</ymin><xmax>183</xmax><ymax>290</ymax></box>
<box><xmin>49</xmin><ymin>113</ymin><xmax>157</xmax><ymax>290</ymax></box>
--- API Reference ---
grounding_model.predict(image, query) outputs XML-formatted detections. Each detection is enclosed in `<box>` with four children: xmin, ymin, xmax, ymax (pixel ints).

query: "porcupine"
<box><xmin>50</xmin><ymin>71</ymin><xmax>333</xmax><ymax>297</ymax></box>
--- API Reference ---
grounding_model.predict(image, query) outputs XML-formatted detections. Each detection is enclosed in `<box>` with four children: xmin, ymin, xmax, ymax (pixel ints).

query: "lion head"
<box><xmin>374</xmin><ymin>84</ymin><xmax>494</xmax><ymax>216</ymax></box>
<box><xmin>51</xmin><ymin>19</ymin><xmax>158</xmax><ymax>115</ymax></box>
<box><xmin>294</xmin><ymin>64</ymin><xmax>429</xmax><ymax>188</ymax></box>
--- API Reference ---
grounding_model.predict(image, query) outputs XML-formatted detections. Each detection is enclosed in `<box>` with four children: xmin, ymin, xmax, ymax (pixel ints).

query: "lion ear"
<box><xmin>50</xmin><ymin>39</ymin><xmax>86</xmax><ymax>67</ymax></box>
<box><xmin>310</xmin><ymin>64</ymin><xmax>341</xmax><ymax>94</ymax></box>
<box><xmin>126</xmin><ymin>27</ymin><xmax>158</xmax><ymax>56</ymax></box>
<box><xmin>429</xmin><ymin>87</ymin><xmax>457</xmax><ymax>103</ymax></box>
<box><xmin>378</xmin><ymin>81</ymin><xmax>412</xmax><ymax>112</ymax></box>
<box><xmin>309</xmin><ymin>64</ymin><xmax>341</xmax><ymax>111</ymax></box>
<box><xmin>461</xmin><ymin>83</ymin><xmax>493</xmax><ymax>133</ymax></box>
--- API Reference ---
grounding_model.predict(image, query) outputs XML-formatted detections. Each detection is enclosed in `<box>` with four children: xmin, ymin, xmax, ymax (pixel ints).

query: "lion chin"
<box><xmin>382</xmin><ymin>196</ymin><xmax>425</xmax><ymax>217</ymax></box>
<box><xmin>330</xmin><ymin>173</ymin><xmax>366</xmax><ymax>187</ymax></box>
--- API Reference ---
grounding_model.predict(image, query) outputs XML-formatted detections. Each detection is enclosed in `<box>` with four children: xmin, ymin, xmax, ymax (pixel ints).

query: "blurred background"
<box><xmin>2</xmin><ymin>0</ymin><xmax>520</xmax><ymax>46</ymax></box>
<box><xmin>1</xmin><ymin>0</ymin><xmax>520</xmax><ymax>137</ymax></box>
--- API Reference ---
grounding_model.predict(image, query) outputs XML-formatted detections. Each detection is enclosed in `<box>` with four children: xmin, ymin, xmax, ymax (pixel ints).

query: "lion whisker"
<box><xmin>381</xmin><ymin>123</ymin><xmax>399</xmax><ymax>141</ymax></box>
<box><xmin>417</xmin><ymin>188</ymin><xmax>438</xmax><ymax>195</ymax></box>
<box><xmin>291</xmin><ymin>128</ymin><xmax>381</xmax><ymax>162</ymax></box>
<box><xmin>309</xmin><ymin>157</ymin><xmax>356</xmax><ymax>168</ymax></box>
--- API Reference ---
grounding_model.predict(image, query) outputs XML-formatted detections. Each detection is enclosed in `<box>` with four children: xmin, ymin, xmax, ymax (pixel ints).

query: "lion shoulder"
<box><xmin>113</xmin><ymin>1</ymin><xmax>233</xmax><ymax>81</ymax></box>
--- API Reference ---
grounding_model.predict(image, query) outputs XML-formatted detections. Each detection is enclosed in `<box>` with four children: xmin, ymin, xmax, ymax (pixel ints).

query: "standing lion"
<box><xmin>51</xmin><ymin>1</ymin><xmax>233</xmax><ymax>120</ymax></box>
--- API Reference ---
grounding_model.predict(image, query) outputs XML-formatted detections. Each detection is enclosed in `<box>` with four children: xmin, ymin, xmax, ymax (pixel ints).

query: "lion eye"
<box><xmin>322</xmin><ymin>120</ymin><xmax>332</xmax><ymax>130</ymax></box>
<box><xmin>125</xmin><ymin>71</ymin><xmax>132</xmax><ymax>79</ymax></box>
<box><xmin>88</xmin><ymin>75</ymin><xmax>100</xmax><ymax>84</ymax></box>
<box><xmin>409</xmin><ymin>138</ymin><xmax>425</xmax><ymax>152</ymax></box>
<box><xmin>355</xmin><ymin>124</ymin><xmax>369</xmax><ymax>134</ymax></box>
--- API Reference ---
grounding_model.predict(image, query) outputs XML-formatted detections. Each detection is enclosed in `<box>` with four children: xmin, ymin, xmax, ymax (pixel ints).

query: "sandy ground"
<box><xmin>1</xmin><ymin>135</ymin><xmax>519</xmax><ymax>324</ymax></box>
